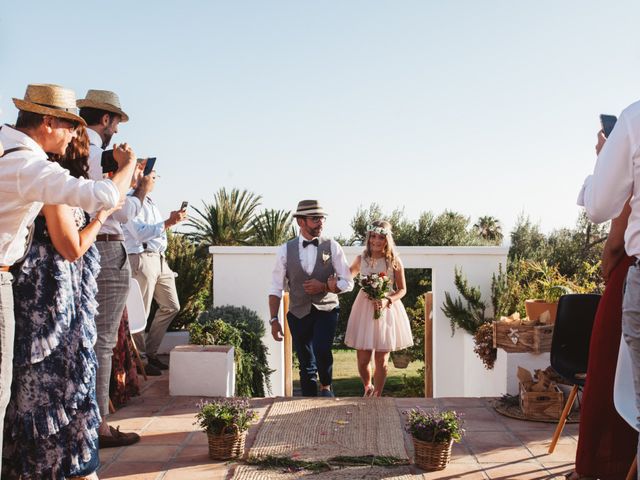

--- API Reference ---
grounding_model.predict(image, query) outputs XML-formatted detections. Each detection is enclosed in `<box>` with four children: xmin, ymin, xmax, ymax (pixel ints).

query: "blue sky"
<box><xmin>2</xmin><ymin>1</ymin><xmax>640</xmax><ymax>241</ymax></box>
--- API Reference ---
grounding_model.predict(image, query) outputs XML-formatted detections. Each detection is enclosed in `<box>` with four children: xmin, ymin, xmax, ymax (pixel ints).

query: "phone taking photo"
<box><xmin>143</xmin><ymin>157</ymin><xmax>157</xmax><ymax>176</ymax></box>
<box><xmin>180</xmin><ymin>201</ymin><xmax>188</xmax><ymax>211</ymax></box>
<box><xmin>600</xmin><ymin>114</ymin><xmax>617</xmax><ymax>138</ymax></box>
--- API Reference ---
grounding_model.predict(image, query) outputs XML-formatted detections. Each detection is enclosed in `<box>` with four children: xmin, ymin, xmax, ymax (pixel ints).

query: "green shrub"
<box><xmin>165</xmin><ymin>232</ymin><xmax>212</xmax><ymax>329</ymax></box>
<box><xmin>194</xmin><ymin>398</ymin><xmax>257</xmax><ymax>435</ymax></box>
<box><xmin>195</xmin><ymin>306</ymin><xmax>272</xmax><ymax>397</ymax></box>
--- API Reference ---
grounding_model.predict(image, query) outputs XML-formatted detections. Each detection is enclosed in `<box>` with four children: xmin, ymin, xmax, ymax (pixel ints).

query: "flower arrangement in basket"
<box><xmin>357</xmin><ymin>272</ymin><xmax>392</xmax><ymax>319</ymax></box>
<box><xmin>405</xmin><ymin>408</ymin><xmax>464</xmax><ymax>471</ymax></box>
<box><xmin>194</xmin><ymin>398</ymin><xmax>257</xmax><ymax>460</ymax></box>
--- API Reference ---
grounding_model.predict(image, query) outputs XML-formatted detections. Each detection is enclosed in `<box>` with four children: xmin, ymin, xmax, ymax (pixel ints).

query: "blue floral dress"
<box><xmin>2</xmin><ymin>211</ymin><xmax>101</xmax><ymax>479</ymax></box>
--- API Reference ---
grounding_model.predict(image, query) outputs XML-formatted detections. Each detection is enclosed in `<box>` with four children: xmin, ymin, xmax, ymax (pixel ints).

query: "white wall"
<box><xmin>210</xmin><ymin>246</ymin><xmax>509</xmax><ymax>397</ymax></box>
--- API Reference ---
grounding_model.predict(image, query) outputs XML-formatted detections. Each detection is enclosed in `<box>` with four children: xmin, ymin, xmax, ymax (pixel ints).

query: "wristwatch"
<box><xmin>269</xmin><ymin>316</ymin><xmax>280</xmax><ymax>325</ymax></box>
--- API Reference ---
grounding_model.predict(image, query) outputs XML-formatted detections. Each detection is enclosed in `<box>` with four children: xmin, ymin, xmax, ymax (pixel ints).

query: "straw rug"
<box><xmin>247</xmin><ymin>397</ymin><xmax>409</xmax><ymax>462</ymax></box>
<box><xmin>232</xmin><ymin>465</ymin><xmax>416</xmax><ymax>479</ymax></box>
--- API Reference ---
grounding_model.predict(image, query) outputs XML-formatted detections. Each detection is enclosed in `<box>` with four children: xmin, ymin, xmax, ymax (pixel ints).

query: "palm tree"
<box><xmin>186</xmin><ymin>188</ymin><xmax>262</xmax><ymax>246</ymax></box>
<box><xmin>250</xmin><ymin>209</ymin><xmax>296</xmax><ymax>246</ymax></box>
<box><xmin>473</xmin><ymin>216</ymin><xmax>503</xmax><ymax>244</ymax></box>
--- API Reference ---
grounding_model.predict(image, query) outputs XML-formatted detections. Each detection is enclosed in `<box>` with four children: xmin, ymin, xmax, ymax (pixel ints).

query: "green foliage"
<box><xmin>399</xmin><ymin>366</ymin><xmax>425</xmax><ymax>397</ymax></box>
<box><xmin>250</xmin><ymin>209</ymin><xmax>296</xmax><ymax>246</ymax></box>
<box><xmin>473</xmin><ymin>216</ymin><xmax>504</xmax><ymax>244</ymax></box>
<box><xmin>441</xmin><ymin>268</ymin><xmax>488</xmax><ymax>336</ymax></box>
<box><xmin>194</xmin><ymin>398</ymin><xmax>257</xmax><ymax>435</ymax></box>
<box><xmin>404</xmin><ymin>408</ymin><xmax>465</xmax><ymax>443</ymax></box>
<box><xmin>164</xmin><ymin>232</ymin><xmax>212</xmax><ymax>329</ymax></box>
<box><xmin>188</xmin><ymin>318</ymin><xmax>241</xmax><ymax>347</ymax></box>
<box><xmin>492</xmin><ymin>259</ymin><xmax>594</xmax><ymax>319</ymax></box>
<box><xmin>196</xmin><ymin>305</ymin><xmax>272</xmax><ymax>397</ymax></box>
<box><xmin>186</xmin><ymin>188</ymin><xmax>262</xmax><ymax>247</ymax></box>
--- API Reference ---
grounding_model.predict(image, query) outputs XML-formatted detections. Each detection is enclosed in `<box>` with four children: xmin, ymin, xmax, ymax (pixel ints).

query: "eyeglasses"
<box><xmin>305</xmin><ymin>216</ymin><xmax>325</xmax><ymax>224</ymax></box>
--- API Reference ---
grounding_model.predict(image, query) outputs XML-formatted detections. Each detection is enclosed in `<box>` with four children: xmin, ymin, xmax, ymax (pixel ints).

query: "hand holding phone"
<box><xmin>600</xmin><ymin>114</ymin><xmax>617</xmax><ymax>138</ymax></box>
<box><xmin>143</xmin><ymin>157</ymin><xmax>157</xmax><ymax>176</ymax></box>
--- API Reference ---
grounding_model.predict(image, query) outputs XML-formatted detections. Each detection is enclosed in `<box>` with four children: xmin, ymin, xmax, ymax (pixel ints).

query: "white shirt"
<box><xmin>578</xmin><ymin>100</ymin><xmax>640</xmax><ymax>257</ymax></box>
<box><xmin>123</xmin><ymin>195</ymin><xmax>167</xmax><ymax>254</ymax></box>
<box><xmin>0</xmin><ymin>125</ymin><xmax>120</xmax><ymax>266</ymax></box>
<box><xmin>269</xmin><ymin>236</ymin><xmax>354</xmax><ymax>297</ymax></box>
<box><xmin>86</xmin><ymin>128</ymin><xmax>141</xmax><ymax>235</ymax></box>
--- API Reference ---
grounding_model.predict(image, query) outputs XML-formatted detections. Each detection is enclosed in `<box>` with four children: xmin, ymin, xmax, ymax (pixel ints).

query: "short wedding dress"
<box><xmin>344</xmin><ymin>256</ymin><xmax>414</xmax><ymax>352</ymax></box>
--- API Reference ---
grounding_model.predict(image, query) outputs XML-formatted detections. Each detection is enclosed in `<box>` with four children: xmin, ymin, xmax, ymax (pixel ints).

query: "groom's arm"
<box><xmin>330</xmin><ymin>241</ymin><xmax>354</xmax><ymax>294</ymax></box>
<box><xmin>268</xmin><ymin>244</ymin><xmax>288</xmax><ymax>341</ymax></box>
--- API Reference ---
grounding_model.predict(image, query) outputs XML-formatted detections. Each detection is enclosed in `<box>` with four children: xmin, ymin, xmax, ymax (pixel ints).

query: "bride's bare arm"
<box><xmin>42</xmin><ymin>205</ymin><xmax>111</xmax><ymax>262</ymax></box>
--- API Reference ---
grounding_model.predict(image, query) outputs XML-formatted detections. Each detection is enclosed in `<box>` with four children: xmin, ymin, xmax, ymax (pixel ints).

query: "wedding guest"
<box><xmin>269</xmin><ymin>200</ymin><xmax>353</xmax><ymax>397</ymax></box>
<box><xmin>2</xmin><ymin>127</ymin><xmax>119</xmax><ymax>479</ymax></box>
<box><xmin>79</xmin><ymin>89</ymin><xmax>153</xmax><ymax>447</ymax></box>
<box><xmin>123</xmin><ymin>170</ymin><xmax>187</xmax><ymax>375</ymax></box>
<box><xmin>567</xmin><ymin>131</ymin><xmax>637</xmax><ymax>480</ymax></box>
<box><xmin>0</xmin><ymin>83</ymin><xmax>135</xmax><ymax>473</ymax></box>
<box><xmin>109</xmin><ymin>307</ymin><xmax>141</xmax><ymax>408</ymax></box>
<box><xmin>343</xmin><ymin>220</ymin><xmax>413</xmax><ymax>397</ymax></box>
<box><xmin>579</xmin><ymin>103</ymin><xmax>640</xmax><ymax>478</ymax></box>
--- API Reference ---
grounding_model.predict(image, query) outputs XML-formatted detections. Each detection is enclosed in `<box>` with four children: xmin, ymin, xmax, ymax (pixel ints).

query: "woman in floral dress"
<box><xmin>2</xmin><ymin>128</ymin><xmax>119</xmax><ymax>479</ymax></box>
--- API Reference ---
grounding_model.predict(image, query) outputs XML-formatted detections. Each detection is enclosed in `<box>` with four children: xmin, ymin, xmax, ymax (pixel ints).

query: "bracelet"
<box><xmin>269</xmin><ymin>316</ymin><xmax>279</xmax><ymax>325</ymax></box>
<box><xmin>95</xmin><ymin>218</ymin><xmax>104</xmax><ymax>226</ymax></box>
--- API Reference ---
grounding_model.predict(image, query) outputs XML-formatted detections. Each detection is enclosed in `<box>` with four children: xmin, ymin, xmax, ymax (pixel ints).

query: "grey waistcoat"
<box><xmin>286</xmin><ymin>237</ymin><xmax>338</xmax><ymax>318</ymax></box>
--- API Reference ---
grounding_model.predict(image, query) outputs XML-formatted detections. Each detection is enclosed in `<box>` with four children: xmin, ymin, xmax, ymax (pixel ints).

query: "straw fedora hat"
<box><xmin>13</xmin><ymin>84</ymin><xmax>86</xmax><ymax>126</ymax></box>
<box><xmin>293</xmin><ymin>200</ymin><xmax>328</xmax><ymax>218</ymax></box>
<box><xmin>77</xmin><ymin>89</ymin><xmax>129</xmax><ymax>122</ymax></box>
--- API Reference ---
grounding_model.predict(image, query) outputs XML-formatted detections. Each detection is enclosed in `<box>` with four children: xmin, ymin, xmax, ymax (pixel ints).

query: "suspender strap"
<box><xmin>0</xmin><ymin>146</ymin><xmax>30</xmax><ymax>157</ymax></box>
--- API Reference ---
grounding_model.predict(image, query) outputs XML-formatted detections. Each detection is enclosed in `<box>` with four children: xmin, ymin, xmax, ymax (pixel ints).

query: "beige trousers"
<box><xmin>129</xmin><ymin>252</ymin><xmax>180</xmax><ymax>358</ymax></box>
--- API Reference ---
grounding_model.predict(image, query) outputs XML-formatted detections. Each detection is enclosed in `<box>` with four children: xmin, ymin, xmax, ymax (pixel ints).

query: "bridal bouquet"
<box><xmin>357</xmin><ymin>272</ymin><xmax>392</xmax><ymax>319</ymax></box>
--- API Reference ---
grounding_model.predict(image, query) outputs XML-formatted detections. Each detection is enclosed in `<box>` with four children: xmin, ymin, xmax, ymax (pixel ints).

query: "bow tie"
<box><xmin>302</xmin><ymin>238</ymin><xmax>319</xmax><ymax>248</ymax></box>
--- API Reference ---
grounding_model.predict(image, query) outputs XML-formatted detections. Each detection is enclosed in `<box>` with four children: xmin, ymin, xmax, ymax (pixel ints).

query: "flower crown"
<box><xmin>367</xmin><ymin>225</ymin><xmax>391</xmax><ymax>236</ymax></box>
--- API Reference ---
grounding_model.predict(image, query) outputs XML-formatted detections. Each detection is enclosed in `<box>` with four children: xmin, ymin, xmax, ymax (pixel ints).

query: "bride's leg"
<box><xmin>356</xmin><ymin>349</ymin><xmax>373</xmax><ymax>394</ymax></box>
<box><xmin>373</xmin><ymin>351</ymin><xmax>390</xmax><ymax>396</ymax></box>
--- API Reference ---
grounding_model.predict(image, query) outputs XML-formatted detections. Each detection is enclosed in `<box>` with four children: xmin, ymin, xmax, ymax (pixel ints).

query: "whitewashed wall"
<box><xmin>210</xmin><ymin>246</ymin><xmax>509</xmax><ymax>397</ymax></box>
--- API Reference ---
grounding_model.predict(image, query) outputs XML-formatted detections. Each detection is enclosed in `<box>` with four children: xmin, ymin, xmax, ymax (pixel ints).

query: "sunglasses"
<box><xmin>54</xmin><ymin>118</ymin><xmax>80</xmax><ymax>133</ymax></box>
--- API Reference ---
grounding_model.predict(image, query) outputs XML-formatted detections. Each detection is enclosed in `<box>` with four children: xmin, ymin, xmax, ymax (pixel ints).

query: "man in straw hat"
<box><xmin>268</xmin><ymin>200</ymin><xmax>353</xmax><ymax>397</ymax></box>
<box><xmin>78</xmin><ymin>89</ymin><xmax>152</xmax><ymax>447</ymax></box>
<box><xmin>0</xmin><ymin>83</ymin><xmax>137</xmax><ymax>468</ymax></box>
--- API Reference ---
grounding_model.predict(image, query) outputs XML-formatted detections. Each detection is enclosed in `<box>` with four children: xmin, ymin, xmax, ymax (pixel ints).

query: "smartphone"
<box><xmin>600</xmin><ymin>114</ymin><xmax>617</xmax><ymax>138</ymax></box>
<box><xmin>180</xmin><ymin>201</ymin><xmax>189</xmax><ymax>211</ymax></box>
<box><xmin>143</xmin><ymin>157</ymin><xmax>157</xmax><ymax>176</ymax></box>
<box><xmin>101</xmin><ymin>149</ymin><xmax>117</xmax><ymax>174</ymax></box>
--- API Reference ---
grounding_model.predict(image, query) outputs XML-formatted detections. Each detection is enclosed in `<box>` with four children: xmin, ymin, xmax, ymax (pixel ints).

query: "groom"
<box><xmin>269</xmin><ymin>200</ymin><xmax>353</xmax><ymax>397</ymax></box>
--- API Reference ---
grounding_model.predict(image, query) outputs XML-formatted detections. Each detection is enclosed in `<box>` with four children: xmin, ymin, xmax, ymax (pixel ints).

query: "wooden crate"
<box><xmin>492</xmin><ymin>321</ymin><xmax>554</xmax><ymax>353</ymax></box>
<box><xmin>519</xmin><ymin>382</ymin><xmax>563</xmax><ymax>420</ymax></box>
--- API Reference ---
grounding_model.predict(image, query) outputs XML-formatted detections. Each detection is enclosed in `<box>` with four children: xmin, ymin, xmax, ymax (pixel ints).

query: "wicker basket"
<box><xmin>207</xmin><ymin>425</ymin><xmax>247</xmax><ymax>460</ymax></box>
<box><xmin>391</xmin><ymin>352</ymin><xmax>411</xmax><ymax>369</ymax></box>
<box><xmin>412</xmin><ymin>437</ymin><xmax>453</xmax><ymax>471</ymax></box>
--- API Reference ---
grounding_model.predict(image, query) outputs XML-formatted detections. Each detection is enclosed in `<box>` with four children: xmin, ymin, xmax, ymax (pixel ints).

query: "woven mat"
<box><xmin>492</xmin><ymin>398</ymin><xmax>580</xmax><ymax>423</ymax></box>
<box><xmin>232</xmin><ymin>465</ymin><xmax>416</xmax><ymax>480</ymax></box>
<box><xmin>247</xmin><ymin>397</ymin><xmax>408</xmax><ymax>462</ymax></box>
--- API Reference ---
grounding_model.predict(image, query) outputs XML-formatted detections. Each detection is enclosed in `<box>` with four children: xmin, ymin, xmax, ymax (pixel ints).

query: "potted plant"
<box><xmin>405</xmin><ymin>408</ymin><xmax>464</xmax><ymax>471</ymax></box>
<box><xmin>194</xmin><ymin>398</ymin><xmax>258</xmax><ymax>460</ymax></box>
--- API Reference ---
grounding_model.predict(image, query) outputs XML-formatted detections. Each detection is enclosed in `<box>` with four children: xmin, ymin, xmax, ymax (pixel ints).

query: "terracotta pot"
<box><xmin>525</xmin><ymin>299</ymin><xmax>558</xmax><ymax>324</ymax></box>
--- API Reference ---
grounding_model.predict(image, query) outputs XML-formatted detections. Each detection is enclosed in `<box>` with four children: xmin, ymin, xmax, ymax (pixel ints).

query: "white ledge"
<box><xmin>209</xmin><ymin>245</ymin><xmax>509</xmax><ymax>256</ymax></box>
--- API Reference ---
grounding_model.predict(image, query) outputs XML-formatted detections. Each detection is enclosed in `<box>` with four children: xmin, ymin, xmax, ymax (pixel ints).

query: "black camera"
<box><xmin>101</xmin><ymin>149</ymin><xmax>118</xmax><ymax>174</ymax></box>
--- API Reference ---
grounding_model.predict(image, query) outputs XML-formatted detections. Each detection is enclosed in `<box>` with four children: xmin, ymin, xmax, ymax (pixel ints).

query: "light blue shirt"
<box><xmin>123</xmin><ymin>195</ymin><xmax>167</xmax><ymax>254</ymax></box>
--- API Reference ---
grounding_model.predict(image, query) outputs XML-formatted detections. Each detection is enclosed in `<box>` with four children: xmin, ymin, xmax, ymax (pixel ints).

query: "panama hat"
<box><xmin>13</xmin><ymin>84</ymin><xmax>86</xmax><ymax>126</ymax></box>
<box><xmin>293</xmin><ymin>200</ymin><xmax>328</xmax><ymax>218</ymax></box>
<box><xmin>77</xmin><ymin>89</ymin><xmax>129</xmax><ymax>122</ymax></box>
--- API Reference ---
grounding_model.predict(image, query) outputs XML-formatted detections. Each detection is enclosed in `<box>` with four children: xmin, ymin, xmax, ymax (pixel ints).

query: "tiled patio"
<box><xmin>98</xmin><ymin>373</ymin><xmax>576</xmax><ymax>479</ymax></box>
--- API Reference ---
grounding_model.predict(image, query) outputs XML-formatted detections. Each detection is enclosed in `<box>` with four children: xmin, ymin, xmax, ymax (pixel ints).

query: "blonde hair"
<box><xmin>363</xmin><ymin>220</ymin><xmax>399</xmax><ymax>269</ymax></box>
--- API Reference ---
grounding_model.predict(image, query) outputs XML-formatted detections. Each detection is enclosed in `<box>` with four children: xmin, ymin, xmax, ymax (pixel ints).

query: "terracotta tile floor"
<box><xmin>99</xmin><ymin>375</ymin><xmax>575</xmax><ymax>479</ymax></box>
